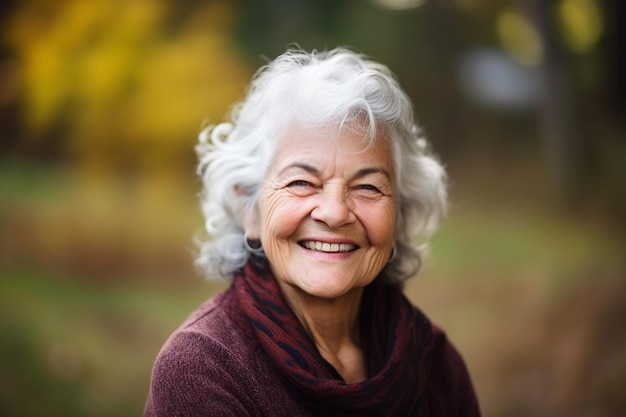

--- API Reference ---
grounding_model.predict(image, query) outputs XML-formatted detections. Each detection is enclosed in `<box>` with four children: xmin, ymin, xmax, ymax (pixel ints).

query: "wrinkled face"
<box><xmin>245</xmin><ymin>124</ymin><xmax>397</xmax><ymax>299</ymax></box>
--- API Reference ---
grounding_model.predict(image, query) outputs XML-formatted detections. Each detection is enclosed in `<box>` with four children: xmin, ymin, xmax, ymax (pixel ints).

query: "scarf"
<box><xmin>234</xmin><ymin>260</ymin><xmax>435</xmax><ymax>416</ymax></box>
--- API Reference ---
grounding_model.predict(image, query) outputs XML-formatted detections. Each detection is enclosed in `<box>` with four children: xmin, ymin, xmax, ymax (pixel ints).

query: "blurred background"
<box><xmin>1</xmin><ymin>0</ymin><xmax>624</xmax><ymax>415</ymax></box>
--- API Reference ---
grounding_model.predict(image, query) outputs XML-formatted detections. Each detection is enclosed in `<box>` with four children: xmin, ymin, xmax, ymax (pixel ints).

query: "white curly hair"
<box><xmin>195</xmin><ymin>46</ymin><xmax>448</xmax><ymax>285</ymax></box>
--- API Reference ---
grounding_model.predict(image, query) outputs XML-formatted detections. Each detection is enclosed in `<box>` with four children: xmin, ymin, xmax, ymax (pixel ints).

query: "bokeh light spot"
<box><xmin>370</xmin><ymin>0</ymin><xmax>428</xmax><ymax>11</ymax></box>
<box><xmin>557</xmin><ymin>0</ymin><xmax>604</xmax><ymax>54</ymax></box>
<box><xmin>496</xmin><ymin>9</ymin><xmax>543</xmax><ymax>67</ymax></box>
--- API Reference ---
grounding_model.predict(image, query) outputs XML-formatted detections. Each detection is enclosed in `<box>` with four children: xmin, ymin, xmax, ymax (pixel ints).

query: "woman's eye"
<box><xmin>288</xmin><ymin>180</ymin><xmax>311</xmax><ymax>187</ymax></box>
<box><xmin>357</xmin><ymin>184</ymin><xmax>381</xmax><ymax>193</ymax></box>
<box><xmin>286</xmin><ymin>179</ymin><xmax>317</xmax><ymax>196</ymax></box>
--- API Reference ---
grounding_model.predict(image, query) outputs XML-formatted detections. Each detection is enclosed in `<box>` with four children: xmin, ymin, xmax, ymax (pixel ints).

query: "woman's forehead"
<box><xmin>270</xmin><ymin>124</ymin><xmax>393</xmax><ymax>175</ymax></box>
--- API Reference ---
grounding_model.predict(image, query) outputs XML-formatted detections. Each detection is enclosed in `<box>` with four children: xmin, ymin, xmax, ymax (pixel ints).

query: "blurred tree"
<box><xmin>234</xmin><ymin>0</ymin><xmax>349</xmax><ymax>59</ymax></box>
<box><xmin>602</xmin><ymin>0</ymin><xmax>626</xmax><ymax>229</ymax></box>
<box><xmin>2</xmin><ymin>0</ymin><xmax>253</xmax><ymax>174</ymax></box>
<box><xmin>521</xmin><ymin>0</ymin><xmax>586</xmax><ymax>201</ymax></box>
<box><xmin>2</xmin><ymin>0</ymin><xmax>620</xmax><ymax>208</ymax></box>
<box><xmin>605</xmin><ymin>0</ymin><xmax>626</xmax><ymax>121</ymax></box>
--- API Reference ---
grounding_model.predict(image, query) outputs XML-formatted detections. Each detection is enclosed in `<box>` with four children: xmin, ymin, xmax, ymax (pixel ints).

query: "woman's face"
<box><xmin>248</xmin><ymin>124</ymin><xmax>397</xmax><ymax>299</ymax></box>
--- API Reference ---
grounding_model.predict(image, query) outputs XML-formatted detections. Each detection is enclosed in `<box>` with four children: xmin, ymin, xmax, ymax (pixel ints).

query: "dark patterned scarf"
<box><xmin>234</xmin><ymin>260</ymin><xmax>435</xmax><ymax>416</ymax></box>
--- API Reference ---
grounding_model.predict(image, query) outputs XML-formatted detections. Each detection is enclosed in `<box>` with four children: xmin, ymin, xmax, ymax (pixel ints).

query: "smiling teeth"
<box><xmin>302</xmin><ymin>241</ymin><xmax>355</xmax><ymax>253</ymax></box>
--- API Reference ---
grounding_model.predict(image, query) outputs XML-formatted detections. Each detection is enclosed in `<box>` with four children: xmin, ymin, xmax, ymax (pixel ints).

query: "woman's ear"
<box><xmin>241</xmin><ymin>205</ymin><xmax>260</xmax><ymax>240</ymax></box>
<box><xmin>235</xmin><ymin>185</ymin><xmax>260</xmax><ymax>240</ymax></box>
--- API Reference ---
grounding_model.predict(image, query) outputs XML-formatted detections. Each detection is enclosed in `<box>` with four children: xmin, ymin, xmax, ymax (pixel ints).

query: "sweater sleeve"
<box><xmin>427</xmin><ymin>328</ymin><xmax>482</xmax><ymax>417</ymax></box>
<box><xmin>144</xmin><ymin>331</ymin><xmax>265</xmax><ymax>417</ymax></box>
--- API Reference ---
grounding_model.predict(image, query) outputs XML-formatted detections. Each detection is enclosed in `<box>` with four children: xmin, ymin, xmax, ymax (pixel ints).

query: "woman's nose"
<box><xmin>310</xmin><ymin>186</ymin><xmax>355</xmax><ymax>228</ymax></box>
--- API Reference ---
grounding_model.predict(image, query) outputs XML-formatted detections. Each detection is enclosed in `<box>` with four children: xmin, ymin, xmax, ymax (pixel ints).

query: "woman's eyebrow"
<box><xmin>278</xmin><ymin>163</ymin><xmax>320</xmax><ymax>176</ymax></box>
<box><xmin>353</xmin><ymin>167</ymin><xmax>392</xmax><ymax>181</ymax></box>
<box><xmin>278</xmin><ymin>164</ymin><xmax>391</xmax><ymax>181</ymax></box>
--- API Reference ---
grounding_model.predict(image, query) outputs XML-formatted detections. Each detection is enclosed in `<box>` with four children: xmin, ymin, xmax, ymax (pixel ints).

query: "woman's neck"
<box><xmin>277</xmin><ymin>281</ymin><xmax>367</xmax><ymax>383</ymax></box>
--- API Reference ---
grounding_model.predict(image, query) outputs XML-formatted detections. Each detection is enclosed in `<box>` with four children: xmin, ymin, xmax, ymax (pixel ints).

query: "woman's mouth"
<box><xmin>300</xmin><ymin>241</ymin><xmax>357</xmax><ymax>253</ymax></box>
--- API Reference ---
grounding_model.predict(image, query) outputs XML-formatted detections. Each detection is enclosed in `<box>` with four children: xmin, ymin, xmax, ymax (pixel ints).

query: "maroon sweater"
<box><xmin>145</xmin><ymin>265</ymin><xmax>480</xmax><ymax>416</ymax></box>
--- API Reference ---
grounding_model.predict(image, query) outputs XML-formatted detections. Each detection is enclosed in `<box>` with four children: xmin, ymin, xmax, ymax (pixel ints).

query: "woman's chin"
<box><xmin>289</xmin><ymin>276</ymin><xmax>365</xmax><ymax>301</ymax></box>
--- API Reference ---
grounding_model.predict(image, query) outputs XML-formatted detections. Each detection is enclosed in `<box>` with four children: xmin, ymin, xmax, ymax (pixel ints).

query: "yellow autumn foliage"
<box><xmin>4</xmin><ymin>0</ymin><xmax>253</xmax><ymax>172</ymax></box>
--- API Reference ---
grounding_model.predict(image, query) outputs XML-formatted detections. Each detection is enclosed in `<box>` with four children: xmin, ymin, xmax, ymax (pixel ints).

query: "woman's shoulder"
<box><xmin>145</xmin><ymin>287</ymin><xmax>272</xmax><ymax>416</ymax></box>
<box><xmin>161</xmin><ymin>285</ymin><xmax>258</xmax><ymax>361</ymax></box>
<box><xmin>426</xmin><ymin>324</ymin><xmax>481</xmax><ymax>416</ymax></box>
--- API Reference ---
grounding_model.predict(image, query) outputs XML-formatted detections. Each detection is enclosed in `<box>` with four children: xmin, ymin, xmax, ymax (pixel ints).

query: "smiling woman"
<box><xmin>253</xmin><ymin>125</ymin><xmax>397</xmax><ymax>303</ymax></box>
<box><xmin>144</xmin><ymin>47</ymin><xmax>480</xmax><ymax>416</ymax></box>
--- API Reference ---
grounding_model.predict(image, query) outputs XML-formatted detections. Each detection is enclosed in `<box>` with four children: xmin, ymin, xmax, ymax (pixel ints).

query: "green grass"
<box><xmin>0</xmin><ymin>268</ymin><xmax>224</xmax><ymax>417</ymax></box>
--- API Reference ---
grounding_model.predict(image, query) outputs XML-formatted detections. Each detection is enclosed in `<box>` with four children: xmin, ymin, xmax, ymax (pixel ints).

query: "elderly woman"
<box><xmin>145</xmin><ymin>47</ymin><xmax>480</xmax><ymax>416</ymax></box>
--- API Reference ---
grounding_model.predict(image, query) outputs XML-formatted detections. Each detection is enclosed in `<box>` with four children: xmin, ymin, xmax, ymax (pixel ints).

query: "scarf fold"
<box><xmin>234</xmin><ymin>261</ymin><xmax>435</xmax><ymax>416</ymax></box>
